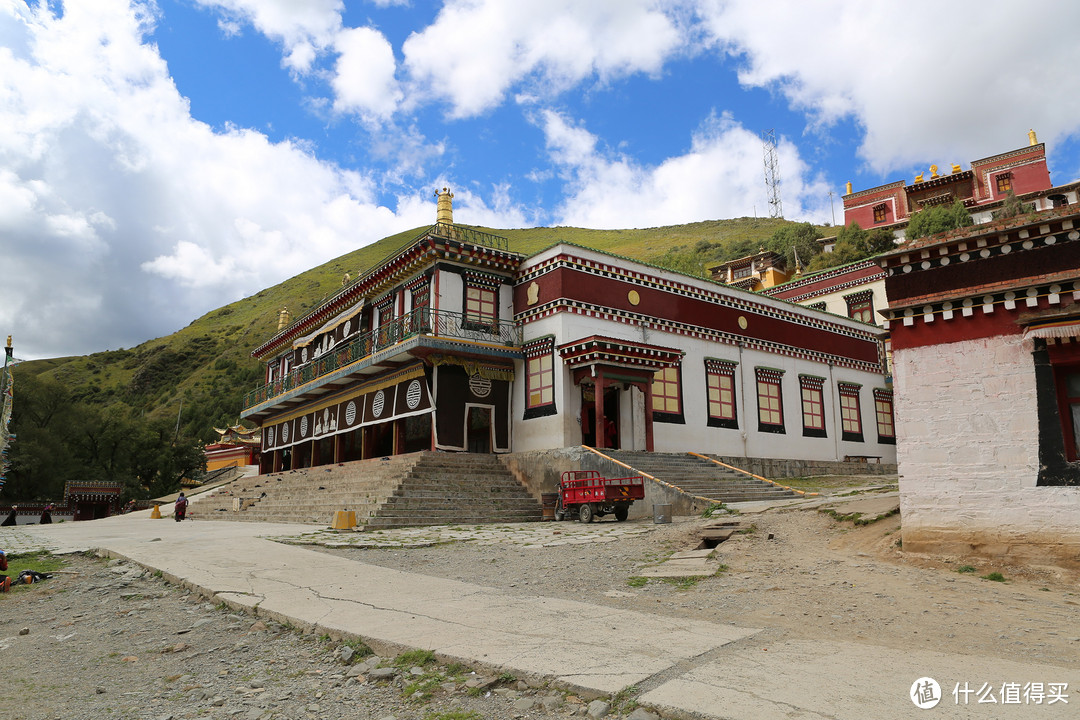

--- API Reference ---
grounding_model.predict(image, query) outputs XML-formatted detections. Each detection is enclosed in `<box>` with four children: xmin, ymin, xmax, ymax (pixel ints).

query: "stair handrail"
<box><xmin>581</xmin><ymin>446</ymin><xmax>719</xmax><ymax>506</ymax></box>
<box><xmin>687</xmin><ymin>452</ymin><xmax>818</xmax><ymax>496</ymax></box>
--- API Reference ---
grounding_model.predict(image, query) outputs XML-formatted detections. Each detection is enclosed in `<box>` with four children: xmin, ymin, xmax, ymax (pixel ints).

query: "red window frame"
<box><xmin>873</xmin><ymin>388</ymin><xmax>896</xmax><ymax>444</ymax></box>
<box><xmin>705</xmin><ymin>359</ymin><xmax>738</xmax><ymax>428</ymax></box>
<box><xmin>799</xmin><ymin>375</ymin><xmax>826</xmax><ymax>437</ymax></box>
<box><xmin>845</xmin><ymin>292</ymin><xmax>874</xmax><ymax>324</ymax></box>
<box><xmin>839</xmin><ymin>383</ymin><xmax>864</xmax><ymax>441</ymax></box>
<box><xmin>527</xmin><ymin>355</ymin><xmax>554</xmax><ymax>409</ymax></box>
<box><xmin>755</xmin><ymin>368</ymin><xmax>785</xmax><ymax>433</ymax></box>
<box><xmin>996</xmin><ymin>173</ymin><xmax>1013</xmax><ymax>195</ymax></box>
<box><xmin>465</xmin><ymin>285</ymin><xmax>496</xmax><ymax>327</ymax></box>
<box><xmin>651</xmin><ymin>366</ymin><xmax>682</xmax><ymax>417</ymax></box>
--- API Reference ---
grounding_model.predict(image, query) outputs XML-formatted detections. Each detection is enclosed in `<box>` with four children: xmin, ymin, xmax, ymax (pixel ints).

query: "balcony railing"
<box><xmin>243</xmin><ymin>308</ymin><xmax>521</xmax><ymax>412</ymax></box>
<box><xmin>429</xmin><ymin>222</ymin><xmax>510</xmax><ymax>252</ymax></box>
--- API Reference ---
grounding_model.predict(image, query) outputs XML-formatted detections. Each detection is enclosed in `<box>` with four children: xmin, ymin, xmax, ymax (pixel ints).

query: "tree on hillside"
<box><xmin>764</xmin><ymin>222</ymin><xmax>824</xmax><ymax>271</ymax></box>
<box><xmin>905</xmin><ymin>199</ymin><xmax>973</xmax><ymax>240</ymax></box>
<box><xmin>6</xmin><ymin>373</ymin><xmax>206</xmax><ymax>503</ymax></box>
<box><xmin>807</xmin><ymin>222</ymin><xmax>895</xmax><ymax>272</ymax></box>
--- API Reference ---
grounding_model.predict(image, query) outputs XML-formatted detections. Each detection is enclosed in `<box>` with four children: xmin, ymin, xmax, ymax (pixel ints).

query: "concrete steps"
<box><xmin>191</xmin><ymin>452</ymin><xmax>541</xmax><ymax>528</ymax></box>
<box><xmin>604</xmin><ymin>450</ymin><xmax>798</xmax><ymax>504</ymax></box>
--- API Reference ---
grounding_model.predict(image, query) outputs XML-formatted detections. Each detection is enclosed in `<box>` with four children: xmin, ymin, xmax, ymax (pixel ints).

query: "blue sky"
<box><xmin>4</xmin><ymin>0</ymin><xmax>1080</xmax><ymax>359</ymax></box>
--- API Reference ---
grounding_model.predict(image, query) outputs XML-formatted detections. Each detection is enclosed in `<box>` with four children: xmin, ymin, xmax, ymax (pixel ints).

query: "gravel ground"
<box><xmin>0</xmin><ymin>555</ymin><xmax>645</xmax><ymax>720</ymax></box>
<box><xmin>318</xmin><ymin>507</ymin><xmax>1080</xmax><ymax>668</ymax></box>
<box><xmin>2</xmin><ymin>501</ymin><xmax>1078</xmax><ymax>720</ymax></box>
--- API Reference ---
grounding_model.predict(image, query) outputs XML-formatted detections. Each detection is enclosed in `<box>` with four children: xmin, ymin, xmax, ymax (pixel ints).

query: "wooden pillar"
<box><xmin>644</xmin><ymin>380</ymin><xmax>655</xmax><ymax>452</ymax></box>
<box><xmin>333</xmin><ymin>433</ymin><xmax>343</xmax><ymax>463</ymax></box>
<box><xmin>311</xmin><ymin>438</ymin><xmax>320</xmax><ymax>467</ymax></box>
<box><xmin>594</xmin><ymin>373</ymin><xmax>606</xmax><ymax>449</ymax></box>
<box><xmin>273</xmin><ymin>449</ymin><xmax>282</xmax><ymax>473</ymax></box>
<box><xmin>360</xmin><ymin>427</ymin><xmax>368</xmax><ymax>460</ymax></box>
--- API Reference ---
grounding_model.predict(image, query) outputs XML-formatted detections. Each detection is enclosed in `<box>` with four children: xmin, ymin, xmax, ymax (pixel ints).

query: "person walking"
<box><xmin>39</xmin><ymin>502</ymin><xmax>53</xmax><ymax>524</ymax></box>
<box><xmin>1</xmin><ymin>506</ymin><xmax>17</xmax><ymax>526</ymax></box>
<box><xmin>174</xmin><ymin>493</ymin><xmax>188</xmax><ymax>522</ymax></box>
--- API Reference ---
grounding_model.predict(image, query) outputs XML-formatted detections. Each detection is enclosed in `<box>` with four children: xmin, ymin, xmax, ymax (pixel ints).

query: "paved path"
<box><xmin>4</xmin><ymin>513</ymin><xmax>1078</xmax><ymax>719</ymax></box>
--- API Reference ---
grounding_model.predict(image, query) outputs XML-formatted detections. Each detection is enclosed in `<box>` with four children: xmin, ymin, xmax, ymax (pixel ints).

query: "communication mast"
<box><xmin>762</xmin><ymin>129</ymin><xmax>783</xmax><ymax>219</ymax></box>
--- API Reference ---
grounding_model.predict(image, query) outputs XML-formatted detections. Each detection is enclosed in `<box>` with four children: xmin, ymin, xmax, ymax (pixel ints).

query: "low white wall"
<box><xmin>894</xmin><ymin>334</ymin><xmax>1080</xmax><ymax>565</ymax></box>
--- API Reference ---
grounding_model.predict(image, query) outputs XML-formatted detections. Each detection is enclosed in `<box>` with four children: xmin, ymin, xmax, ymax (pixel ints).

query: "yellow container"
<box><xmin>331</xmin><ymin>510</ymin><xmax>356</xmax><ymax>530</ymax></box>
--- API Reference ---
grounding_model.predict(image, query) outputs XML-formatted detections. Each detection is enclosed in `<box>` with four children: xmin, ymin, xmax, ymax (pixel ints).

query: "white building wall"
<box><xmin>435</xmin><ymin>269</ymin><xmax>463</xmax><ymax>316</ymax></box>
<box><xmin>796</xmin><ymin>277</ymin><xmax>888</xmax><ymax>329</ymax></box>
<box><xmin>512</xmin><ymin>311</ymin><xmax>896</xmax><ymax>463</ymax></box>
<box><xmin>894</xmin><ymin>334</ymin><xmax>1080</xmax><ymax>561</ymax></box>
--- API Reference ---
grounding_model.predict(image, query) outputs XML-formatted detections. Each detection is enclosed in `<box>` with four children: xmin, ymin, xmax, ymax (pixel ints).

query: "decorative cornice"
<box><xmin>517</xmin><ymin>251</ymin><xmax>877</xmax><ymax>339</ymax></box>
<box><xmin>519</xmin><ymin>298</ymin><xmax>883</xmax><ymax>374</ymax></box>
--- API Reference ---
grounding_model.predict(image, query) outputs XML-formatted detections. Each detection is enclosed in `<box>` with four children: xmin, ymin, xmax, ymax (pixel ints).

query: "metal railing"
<box><xmin>428</xmin><ymin>222</ymin><xmax>510</xmax><ymax>252</ymax></box>
<box><xmin>243</xmin><ymin>308</ymin><xmax>520</xmax><ymax>411</ymax></box>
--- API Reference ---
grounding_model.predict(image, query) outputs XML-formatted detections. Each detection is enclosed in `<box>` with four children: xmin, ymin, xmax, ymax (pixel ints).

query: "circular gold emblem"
<box><xmin>738</xmin><ymin>316</ymin><xmax>748</xmax><ymax>330</ymax></box>
<box><xmin>628</xmin><ymin>290</ymin><xmax>640</xmax><ymax>306</ymax></box>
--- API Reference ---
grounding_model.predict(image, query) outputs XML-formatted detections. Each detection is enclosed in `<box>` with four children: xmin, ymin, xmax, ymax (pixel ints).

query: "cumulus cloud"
<box><xmin>191</xmin><ymin>0</ymin><xmax>344</xmax><ymax>73</ymax></box>
<box><xmin>0</xmin><ymin>0</ymin><xmax>432</xmax><ymax>358</ymax></box>
<box><xmin>402</xmin><ymin>0</ymin><xmax>683</xmax><ymax>117</ymax></box>
<box><xmin>331</xmin><ymin>26</ymin><xmax>403</xmax><ymax>120</ymax></box>
<box><xmin>541</xmin><ymin>109</ymin><xmax>829</xmax><ymax>228</ymax></box>
<box><xmin>696</xmin><ymin>0</ymin><xmax>1080</xmax><ymax>176</ymax></box>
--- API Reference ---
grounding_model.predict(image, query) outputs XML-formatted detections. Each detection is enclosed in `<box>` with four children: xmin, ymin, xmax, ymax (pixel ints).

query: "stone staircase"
<box><xmin>191</xmin><ymin>452</ymin><xmax>541</xmax><ymax>528</ymax></box>
<box><xmin>604</xmin><ymin>450</ymin><xmax>799</xmax><ymax>504</ymax></box>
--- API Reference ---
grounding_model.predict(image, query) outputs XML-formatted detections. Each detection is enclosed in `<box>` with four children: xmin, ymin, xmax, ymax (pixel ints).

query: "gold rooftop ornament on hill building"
<box><xmin>435</xmin><ymin>187</ymin><xmax>454</xmax><ymax>225</ymax></box>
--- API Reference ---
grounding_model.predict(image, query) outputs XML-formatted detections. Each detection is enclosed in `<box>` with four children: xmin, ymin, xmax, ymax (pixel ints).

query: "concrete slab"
<box><xmin>641</xmin><ymin>639</ymin><xmax>1080</xmax><ymax>719</ymax></box>
<box><xmin>13</xmin><ymin>516</ymin><xmax>757</xmax><ymax>697</ymax></box>
<box><xmin>10</xmin><ymin>513</ymin><xmax>1077</xmax><ymax>719</ymax></box>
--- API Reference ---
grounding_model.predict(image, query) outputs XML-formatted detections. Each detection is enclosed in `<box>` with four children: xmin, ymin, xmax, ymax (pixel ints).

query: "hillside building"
<box><xmin>240</xmin><ymin>191</ymin><xmax>896</xmax><ymax>474</ymax></box>
<box><xmin>842</xmin><ymin>130</ymin><xmax>1078</xmax><ymax>236</ymax></box>
<box><xmin>878</xmin><ymin>204</ymin><xmax>1080</xmax><ymax>565</ymax></box>
<box><xmin>706</xmin><ymin>250</ymin><xmax>791</xmax><ymax>291</ymax></box>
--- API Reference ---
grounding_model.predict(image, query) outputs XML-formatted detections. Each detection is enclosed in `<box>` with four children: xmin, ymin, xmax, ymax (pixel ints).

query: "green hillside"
<box><xmin>17</xmin><ymin>216</ymin><xmax>816</xmax><ymax>441</ymax></box>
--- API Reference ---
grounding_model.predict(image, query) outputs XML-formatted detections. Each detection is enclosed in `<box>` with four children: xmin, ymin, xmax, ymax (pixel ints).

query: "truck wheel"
<box><xmin>614</xmin><ymin>506</ymin><xmax>629</xmax><ymax>522</ymax></box>
<box><xmin>578</xmin><ymin>503</ymin><xmax>594</xmax><ymax>523</ymax></box>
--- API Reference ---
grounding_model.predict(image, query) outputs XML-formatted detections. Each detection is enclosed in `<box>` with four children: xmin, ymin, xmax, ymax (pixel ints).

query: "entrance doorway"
<box><xmin>603</xmin><ymin>386</ymin><xmax>620</xmax><ymax>449</ymax></box>
<box><xmin>467</xmin><ymin>406</ymin><xmax>493</xmax><ymax>453</ymax></box>
<box><xmin>579</xmin><ymin>384</ymin><xmax>620</xmax><ymax>449</ymax></box>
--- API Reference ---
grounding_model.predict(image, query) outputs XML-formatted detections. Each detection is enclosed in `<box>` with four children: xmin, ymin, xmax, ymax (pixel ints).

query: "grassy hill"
<box><xmin>18</xmin><ymin>216</ymin><xmax>813</xmax><ymax>442</ymax></box>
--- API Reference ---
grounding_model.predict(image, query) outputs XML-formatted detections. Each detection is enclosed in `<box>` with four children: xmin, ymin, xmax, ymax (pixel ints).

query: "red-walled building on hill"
<box><xmin>842</xmin><ymin>131</ymin><xmax>1076</xmax><ymax>235</ymax></box>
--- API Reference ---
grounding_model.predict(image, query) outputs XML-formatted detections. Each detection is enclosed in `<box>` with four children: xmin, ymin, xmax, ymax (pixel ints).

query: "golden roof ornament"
<box><xmin>277</xmin><ymin>306</ymin><xmax>291</xmax><ymax>331</ymax></box>
<box><xmin>435</xmin><ymin>187</ymin><xmax>454</xmax><ymax>225</ymax></box>
<box><xmin>1029</xmin><ymin>128</ymin><xmax>1038</xmax><ymax>146</ymax></box>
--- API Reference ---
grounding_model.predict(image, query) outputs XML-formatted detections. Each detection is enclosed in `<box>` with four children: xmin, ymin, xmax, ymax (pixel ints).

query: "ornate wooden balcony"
<box><xmin>242</xmin><ymin>308</ymin><xmax>520</xmax><ymax>415</ymax></box>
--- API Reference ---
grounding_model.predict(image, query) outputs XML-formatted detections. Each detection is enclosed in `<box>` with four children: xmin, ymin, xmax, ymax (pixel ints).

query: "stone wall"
<box><xmin>893</xmin><ymin>334</ymin><xmax>1080</xmax><ymax>567</ymax></box>
<box><xmin>712</xmin><ymin>456</ymin><xmax>896</xmax><ymax>479</ymax></box>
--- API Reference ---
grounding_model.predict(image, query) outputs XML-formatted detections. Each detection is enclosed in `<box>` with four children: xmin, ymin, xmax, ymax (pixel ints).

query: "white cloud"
<box><xmin>0</xmin><ymin>0</ymin><xmax>433</xmax><ymax>358</ymax></box>
<box><xmin>402</xmin><ymin>0</ymin><xmax>683</xmax><ymax>117</ymax></box>
<box><xmin>541</xmin><ymin>109</ymin><xmax>829</xmax><ymax>228</ymax></box>
<box><xmin>695</xmin><ymin>0</ymin><xmax>1080</xmax><ymax>176</ymax></box>
<box><xmin>331</xmin><ymin>26</ymin><xmax>402</xmax><ymax>120</ymax></box>
<box><xmin>191</xmin><ymin>0</ymin><xmax>344</xmax><ymax>73</ymax></box>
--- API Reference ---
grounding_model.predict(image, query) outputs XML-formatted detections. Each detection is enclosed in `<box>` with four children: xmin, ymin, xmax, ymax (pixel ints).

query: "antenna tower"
<box><xmin>762</xmin><ymin>129</ymin><xmax>783</xmax><ymax>219</ymax></box>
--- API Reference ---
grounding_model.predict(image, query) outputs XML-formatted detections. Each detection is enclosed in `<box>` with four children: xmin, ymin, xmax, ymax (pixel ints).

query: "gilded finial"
<box><xmin>915</xmin><ymin>172</ymin><xmax>924</xmax><ymax>183</ymax></box>
<box><xmin>845</xmin><ymin>181</ymin><xmax>852</xmax><ymax>195</ymax></box>
<box><xmin>435</xmin><ymin>187</ymin><xmax>454</xmax><ymax>225</ymax></box>
<box><xmin>930</xmin><ymin>164</ymin><xmax>939</xmax><ymax>179</ymax></box>
<box><xmin>1029</xmin><ymin>128</ymin><xmax>1038</xmax><ymax>146</ymax></box>
<box><xmin>951</xmin><ymin>163</ymin><xmax>961</xmax><ymax>174</ymax></box>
